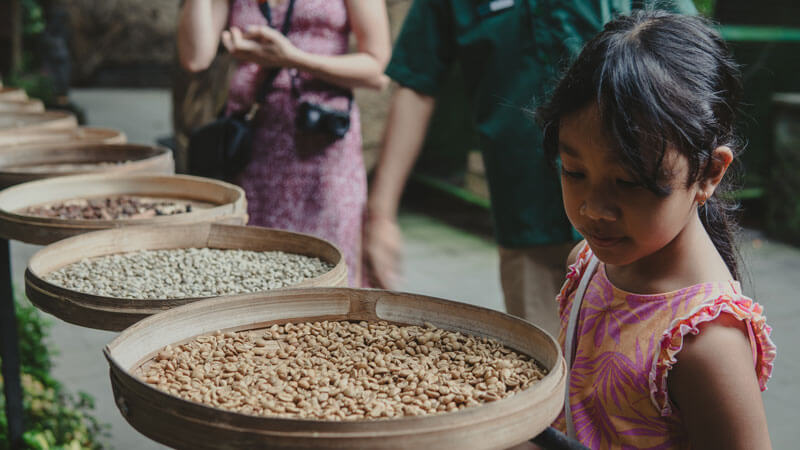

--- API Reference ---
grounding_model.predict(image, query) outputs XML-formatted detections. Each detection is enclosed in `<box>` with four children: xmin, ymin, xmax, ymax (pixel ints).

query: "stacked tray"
<box><xmin>0</xmin><ymin>111</ymin><xmax>77</xmax><ymax>136</ymax></box>
<box><xmin>0</xmin><ymin>99</ymin><xmax>45</xmax><ymax>113</ymax></box>
<box><xmin>0</xmin><ymin>86</ymin><xmax>27</xmax><ymax>101</ymax></box>
<box><xmin>0</xmin><ymin>126</ymin><xmax>125</xmax><ymax>147</ymax></box>
<box><xmin>0</xmin><ymin>143</ymin><xmax>173</xmax><ymax>189</ymax></box>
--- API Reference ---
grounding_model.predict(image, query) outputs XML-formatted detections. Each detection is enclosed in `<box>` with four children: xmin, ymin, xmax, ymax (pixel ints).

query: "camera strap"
<box><xmin>246</xmin><ymin>0</ymin><xmax>297</xmax><ymax>113</ymax></box>
<box><xmin>241</xmin><ymin>0</ymin><xmax>352</xmax><ymax>118</ymax></box>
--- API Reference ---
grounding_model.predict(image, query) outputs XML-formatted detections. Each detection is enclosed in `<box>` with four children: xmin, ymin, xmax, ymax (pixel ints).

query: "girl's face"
<box><xmin>557</xmin><ymin>103</ymin><xmax>698</xmax><ymax>268</ymax></box>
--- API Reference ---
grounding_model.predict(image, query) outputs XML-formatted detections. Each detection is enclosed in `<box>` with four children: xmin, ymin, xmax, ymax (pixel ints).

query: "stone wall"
<box><xmin>60</xmin><ymin>0</ymin><xmax>178</xmax><ymax>85</ymax></box>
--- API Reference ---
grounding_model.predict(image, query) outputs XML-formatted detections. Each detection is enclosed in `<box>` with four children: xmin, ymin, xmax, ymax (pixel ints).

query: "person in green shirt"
<box><xmin>364</xmin><ymin>0</ymin><xmax>696</xmax><ymax>335</ymax></box>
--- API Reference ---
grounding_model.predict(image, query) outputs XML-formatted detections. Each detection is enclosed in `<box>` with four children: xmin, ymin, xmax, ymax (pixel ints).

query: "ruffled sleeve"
<box><xmin>649</xmin><ymin>294</ymin><xmax>776</xmax><ymax>416</ymax></box>
<box><xmin>555</xmin><ymin>242</ymin><xmax>593</xmax><ymax>319</ymax></box>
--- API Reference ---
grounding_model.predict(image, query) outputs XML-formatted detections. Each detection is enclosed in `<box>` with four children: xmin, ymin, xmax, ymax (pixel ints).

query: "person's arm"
<box><xmin>669</xmin><ymin>313</ymin><xmax>772</xmax><ymax>450</ymax></box>
<box><xmin>222</xmin><ymin>0</ymin><xmax>391</xmax><ymax>90</ymax></box>
<box><xmin>363</xmin><ymin>87</ymin><xmax>436</xmax><ymax>288</ymax></box>
<box><xmin>177</xmin><ymin>0</ymin><xmax>230</xmax><ymax>72</ymax></box>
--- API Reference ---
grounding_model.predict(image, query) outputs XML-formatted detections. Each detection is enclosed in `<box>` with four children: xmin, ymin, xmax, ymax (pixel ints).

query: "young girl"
<box><xmin>537</xmin><ymin>11</ymin><xmax>775</xmax><ymax>449</ymax></box>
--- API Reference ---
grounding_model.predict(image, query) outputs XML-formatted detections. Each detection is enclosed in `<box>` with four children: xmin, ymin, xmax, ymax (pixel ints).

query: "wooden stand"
<box><xmin>0</xmin><ymin>135</ymin><xmax>157</xmax><ymax>446</ymax></box>
<box><xmin>0</xmin><ymin>237</ymin><xmax>23</xmax><ymax>448</ymax></box>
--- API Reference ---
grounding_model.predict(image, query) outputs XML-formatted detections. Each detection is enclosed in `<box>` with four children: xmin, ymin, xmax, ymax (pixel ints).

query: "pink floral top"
<box><xmin>554</xmin><ymin>243</ymin><xmax>776</xmax><ymax>449</ymax></box>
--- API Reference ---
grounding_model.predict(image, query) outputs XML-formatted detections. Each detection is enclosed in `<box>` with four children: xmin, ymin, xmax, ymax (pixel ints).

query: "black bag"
<box><xmin>187</xmin><ymin>110</ymin><xmax>254</xmax><ymax>180</ymax></box>
<box><xmin>187</xmin><ymin>0</ymin><xmax>296</xmax><ymax>180</ymax></box>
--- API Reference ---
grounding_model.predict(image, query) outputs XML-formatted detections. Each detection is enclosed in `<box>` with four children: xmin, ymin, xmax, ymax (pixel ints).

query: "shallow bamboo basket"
<box><xmin>0</xmin><ymin>126</ymin><xmax>125</xmax><ymax>147</ymax></box>
<box><xmin>0</xmin><ymin>87</ymin><xmax>27</xmax><ymax>101</ymax></box>
<box><xmin>0</xmin><ymin>173</ymin><xmax>244</xmax><ymax>244</ymax></box>
<box><xmin>0</xmin><ymin>143</ymin><xmax>173</xmax><ymax>189</ymax></box>
<box><xmin>0</xmin><ymin>99</ymin><xmax>45</xmax><ymax>113</ymax></box>
<box><xmin>26</xmin><ymin>223</ymin><xmax>349</xmax><ymax>331</ymax></box>
<box><xmin>0</xmin><ymin>111</ymin><xmax>77</xmax><ymax>136</ymax></box>
<box><xmin>103</xmin><ymin>288</ymin><xmax>565</xmax><ymax>450</ymax></box>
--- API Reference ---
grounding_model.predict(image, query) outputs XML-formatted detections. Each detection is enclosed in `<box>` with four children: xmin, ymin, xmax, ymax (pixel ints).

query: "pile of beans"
<box><xmin>44</xmin><ymin>248</ymin><xmax>333</xmax><ymax>299</ymax></box>
<box><xmin>24</xmin><ymin>195</ymin><xmax>193</xmax><ymax>220</ymax></box>
<box><xmin>139</xmin><ymin>320</ymin><xmax>545</xmax><ymax>420</ymax></box>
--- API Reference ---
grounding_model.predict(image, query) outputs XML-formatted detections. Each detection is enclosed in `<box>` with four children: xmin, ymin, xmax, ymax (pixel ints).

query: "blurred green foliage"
<box><xmin>693</xmin><ymin>0</ymin><xmax>716</xmax><ymax>16</ymax></box>
<box><xmin>7</xmin><ymin>0</ymin><xmax>56</xmax><ymax>104</ymax></box>
<box><xmin>0</xmin><ymin>295</ymin><xmax>108</xmax><ymax>450</ymax></box>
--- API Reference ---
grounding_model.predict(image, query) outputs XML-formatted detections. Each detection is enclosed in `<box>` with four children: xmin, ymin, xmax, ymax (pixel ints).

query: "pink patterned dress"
<box><xmin>554</xmin><ymin>243</ymin><xmax>776</xmax><ymax>449</ymax></box>
<box><xmin>226</xmin><ymin>0</ymin><xmax>365</xmax><ymax>286</ymax></box>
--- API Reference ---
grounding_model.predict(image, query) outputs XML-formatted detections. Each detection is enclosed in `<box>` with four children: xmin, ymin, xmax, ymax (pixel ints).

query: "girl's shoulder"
<box><xmin>651</xmin><ymin>288</ymin><xmax>776</xmax><ymax>416</ymax></box>
<box><xmin>556</xmin><ymin>240</ymin><xmax>594</xmax><ymax>308</ymax></box>
<box><xmin>565</xmin><ymin>239</ymin><xmax>588</xmax><ymax>269</ymax></box>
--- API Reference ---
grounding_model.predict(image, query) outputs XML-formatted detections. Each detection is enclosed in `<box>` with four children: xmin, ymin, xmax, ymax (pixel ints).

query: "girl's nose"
<box><xmin>580</xmin><ymin>195</ymin><xmax>618</xmax><ymax>222</ymax></box>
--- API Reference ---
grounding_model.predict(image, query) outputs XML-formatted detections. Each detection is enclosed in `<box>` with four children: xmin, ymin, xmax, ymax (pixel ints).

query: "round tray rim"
<box><xmin>0</xmin><ymin>143</ymin><xmax>173</xmax><ymax>178</ymax></box>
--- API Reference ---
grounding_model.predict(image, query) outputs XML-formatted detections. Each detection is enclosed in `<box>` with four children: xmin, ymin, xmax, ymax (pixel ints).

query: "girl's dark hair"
<box><xmin>538</xmin><ymin>10</ymin><xmax>743</xmax><ymax>279</ymax></box>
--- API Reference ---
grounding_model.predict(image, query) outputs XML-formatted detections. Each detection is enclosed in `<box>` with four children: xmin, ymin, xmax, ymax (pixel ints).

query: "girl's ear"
<box><xmin>697</xmin><ymin>146</ymin><xmax>733</xmax><ymax>201</ymax></box>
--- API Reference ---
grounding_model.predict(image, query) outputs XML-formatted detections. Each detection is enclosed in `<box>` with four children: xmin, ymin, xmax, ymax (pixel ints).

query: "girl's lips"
<box><xmin>585</xmin><ymin>233</ymin><xmax>624</xmax><ymax>248</ymax></box>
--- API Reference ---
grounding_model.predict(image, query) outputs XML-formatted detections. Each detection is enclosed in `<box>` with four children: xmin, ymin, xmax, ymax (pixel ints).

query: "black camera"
<box><xmin>296</xmin><ymin>100</ymin><xmax>351</xmax><ymax>139</ymax></box>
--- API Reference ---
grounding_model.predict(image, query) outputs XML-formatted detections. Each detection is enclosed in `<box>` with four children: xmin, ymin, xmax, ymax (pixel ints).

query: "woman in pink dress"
<box><xmin>178</xmin><ymin>0</ymin><xmax>391</xmax><ymax>286</ymax></box>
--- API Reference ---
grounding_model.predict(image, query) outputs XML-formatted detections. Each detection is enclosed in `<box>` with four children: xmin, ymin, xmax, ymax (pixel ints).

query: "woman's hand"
<box><xmin>221</xmin><ymin>25</ymin><xmax>303</xmax><ymax>69</ymax></box>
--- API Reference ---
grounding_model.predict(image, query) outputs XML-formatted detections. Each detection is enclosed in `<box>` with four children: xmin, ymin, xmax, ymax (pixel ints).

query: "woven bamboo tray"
<box><xmin>103</xmin><ymin>288</ymin><xmax>565</xmax><ymax>450</ymax></box>
<box><xmin>0</xmin><ymin>87</ymin><xmax>27</xmax><ymax>101</ymax></box>
<box><xmin>0</xmin><ymin>111</ymin><xmax>77</xmax><ymax>136</ymax></box>
<box><xmin>26</xmin><ymin>223</ymin><xmax>348</xmax><ymax>331</ymax></box>
<box><xmin>0</xmin><ymin>173</ymin><xmax>244</xmax><ymax>244</ymax></box>
<box><xmin>0</xmin><ymin>143</ymin><xmax>173</xmax><ymax>189</ymax></box>
<box><xmin>0</xmin><ymin>126</ymin><xmax>125</xmax><ymax>147</ymax></box>
<box><xmin>0</xmin><ymin>99</ymin><xmax>45</xmax><ymax>113</ymax></box>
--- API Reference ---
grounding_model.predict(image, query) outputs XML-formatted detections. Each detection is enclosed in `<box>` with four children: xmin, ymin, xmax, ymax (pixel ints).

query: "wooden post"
<box><xmin>0</xmin><ymin>0</ymin><xmax>22</xmax><ymax>79</ymax></box>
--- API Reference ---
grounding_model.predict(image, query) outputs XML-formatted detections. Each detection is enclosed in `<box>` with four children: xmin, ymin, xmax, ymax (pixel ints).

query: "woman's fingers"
<box><xmin>221</xmin><ymin>30</ymin><xmax>233</xmax><ymax>52</ymax></box>
<box><xmin>230</xmin><ymin>26</ymin><xmax>244</xmax><ymax>48</ymax></box>
<box><xmin>244</xmin><ymin>24</ymin><xmax>280</xmax><ymax>43</ymax></box>
<box><xmin>222</xmin><ymin>25</ymin><xmax>293</xmax><ymax>67</ymax></box>
<box><xmin>222</xmin><ymin>26</ymin><xmax>263</xmax><ymax>61</ymax></box>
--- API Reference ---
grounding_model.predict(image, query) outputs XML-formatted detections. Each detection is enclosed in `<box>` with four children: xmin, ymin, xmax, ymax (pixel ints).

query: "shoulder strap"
<box><xmin>258</xmin><ymin>0</ymin><xmax>296</xmax><ymax>36</ymax></box>
<box><xmin>564</xmin><ymin>253</ymin><xmax>599</xmax><ymax>439</ymax></box>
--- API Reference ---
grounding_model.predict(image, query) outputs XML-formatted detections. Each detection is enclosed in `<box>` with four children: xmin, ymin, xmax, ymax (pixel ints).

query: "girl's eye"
<box><xmin>616</xmin><ymin>178</ymin><xmax>641</xmax><ymax>188</ymax></box>
<box><xmin>561</xmin><ymin>168</ymin><xmax>584</xmax><ymax>179</ymax></box>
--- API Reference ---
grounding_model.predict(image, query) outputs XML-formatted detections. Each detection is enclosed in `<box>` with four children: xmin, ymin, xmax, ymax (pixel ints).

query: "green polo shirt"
<box><xmin>386</xmin><ymin>0</ymin><xmax>697</xmax><ymax>247</ymax></box>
